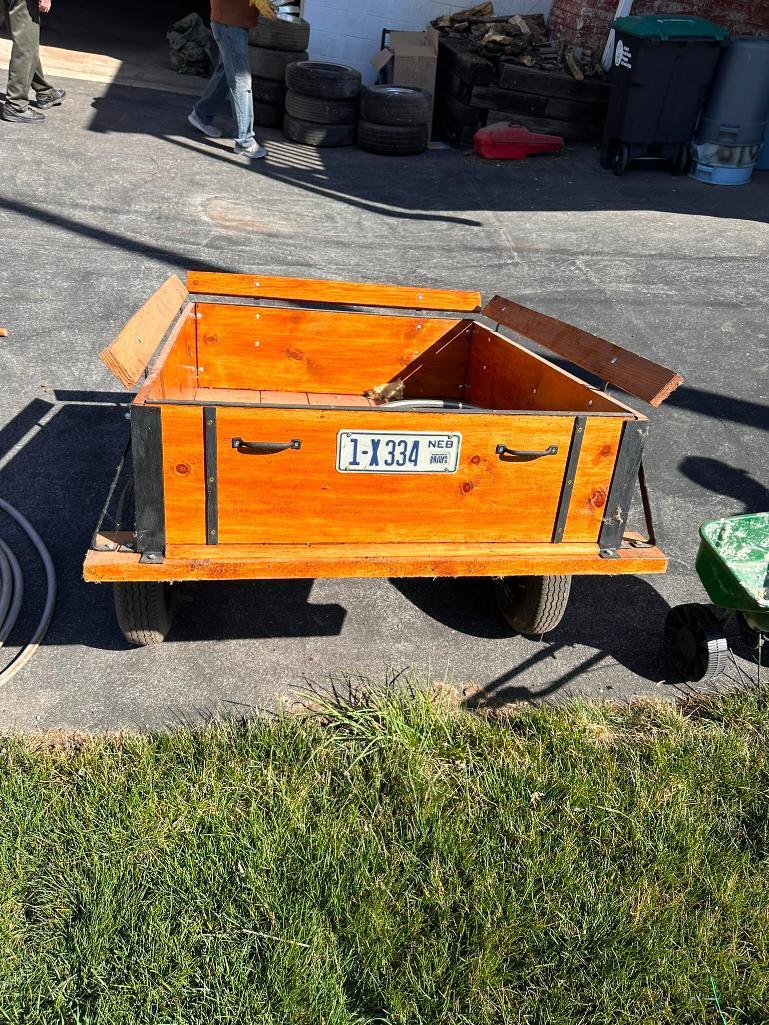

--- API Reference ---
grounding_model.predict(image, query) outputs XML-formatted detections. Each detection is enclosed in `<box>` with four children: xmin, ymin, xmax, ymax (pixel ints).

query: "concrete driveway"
<box><xmin>1</xmin><ymin>74</ymin><xmax>767</xmax><ymax>730</ymax></box>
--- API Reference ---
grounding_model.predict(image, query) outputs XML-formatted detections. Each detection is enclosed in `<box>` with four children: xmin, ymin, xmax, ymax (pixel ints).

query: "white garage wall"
<box><xmin>301</xmin><ymin>0</ymin><xmax>554</xmax><ymax>84</ymax></box>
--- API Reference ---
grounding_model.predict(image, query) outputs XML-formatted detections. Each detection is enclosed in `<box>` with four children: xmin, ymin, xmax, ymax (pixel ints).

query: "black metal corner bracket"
<box><xmin>598</xmin><ymin>420</ymin><xmax>650</xmax><ymax>557</ymax></box>
<box><xmin>131</xmin><ymin>404</ymin><xmax>166</xmax><ymax>560</ymax></box>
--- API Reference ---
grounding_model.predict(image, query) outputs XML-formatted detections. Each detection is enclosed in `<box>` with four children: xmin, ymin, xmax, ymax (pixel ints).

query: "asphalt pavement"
<box><xmin>1</xmin><ymin>74</ymin><xmax>767</xmax><ymax>731</ymax></box>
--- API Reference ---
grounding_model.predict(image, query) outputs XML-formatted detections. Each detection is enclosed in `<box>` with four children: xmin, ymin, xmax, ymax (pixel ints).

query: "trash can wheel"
<box><xmin>611</xmin><ymin>142</ymin><xmax>630</xmax><ymax>176</ymax></box>
<box><xmin>664</xmin><ymin>603</ymin><xmax>728</xmax><ymax>683</ymax></box>
<box><xmin>114</xmin><ymin>581</ymin><xmax>175</xmax><ymax>646</ymax></box>
<box><xmin>493</xmin><ymin>575</ymin><xmax>571</xmax><ymax>635</ymax></box>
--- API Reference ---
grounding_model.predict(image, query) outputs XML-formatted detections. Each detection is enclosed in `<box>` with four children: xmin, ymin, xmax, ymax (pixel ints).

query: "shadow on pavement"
<box><xmin>79</xmin><ymin>80</ymin><xmax>769</xmax><ymax>227</ymax></box>
<box><xmin>679</xmin><ymin>456</ymin><xmax>769</xmax><ymax>514</ymax></box>
<box><xmin>458</xmin><ymin>575</ymin><xmax>672</xmax><ymax>706</ymax></box>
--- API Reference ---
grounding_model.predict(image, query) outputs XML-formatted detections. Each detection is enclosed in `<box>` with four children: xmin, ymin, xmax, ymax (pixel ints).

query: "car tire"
<box><xmin>360</xmin><ymin>85</ymin><xmax>431</xmax><ymax>126</ymax></box>
<box><xmin>249</xmin><ymin>17</ymin><xmax>310</xmax><ymax>53</ymax></box>
<box><xmin>249</xmin><ymin>46</ymin><xmax>308</xmax><ymax>81</ymax></box>
<box><xmin>285</xmin><ymin>90</ymin><xmax>358</xmax><ymax>125</ymax></box>
<box><xmin>283</xmin><ymin>113</ymin><xmax>355</xmax><ymax>147</ymax></box>
<box><xmin>286</xmin><ymin>61</ymin><xmax>362</xmax><ymax>100</ymax></box>
<box><xmin>252</xmin><ymin>74</ymin><xmax>287</xmax><ymax>104</ymax></box>
<box><xmin>253</xmin><ymin>99</ymin><xmax>285</xmax><ymax>128</ymax></box>
<box><xmin>357</xmin><ymin>118</ymin><xmax>428</xmax><ymax>155</ymax></box>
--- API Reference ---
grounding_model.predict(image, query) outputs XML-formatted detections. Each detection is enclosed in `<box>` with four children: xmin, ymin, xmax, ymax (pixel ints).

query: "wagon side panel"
<box><xmin>195</xmin><ymin>304</ymin><xmax>470</xmax><ymax>398</ymax></box>
<box><xmin>213</xmin><ymin>407</ymin><xmax>577</xmax><ymax>545</ymax></box>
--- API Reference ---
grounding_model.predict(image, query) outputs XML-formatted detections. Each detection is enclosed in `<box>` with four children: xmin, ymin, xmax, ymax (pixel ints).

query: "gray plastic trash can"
<box><xmin>698</xmin><ymin>37</ymin><xmax>769</xmax><ymax>146</ymax></box>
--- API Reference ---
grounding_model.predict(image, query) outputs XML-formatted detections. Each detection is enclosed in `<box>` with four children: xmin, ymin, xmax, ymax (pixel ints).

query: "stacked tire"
<box><xmin>357</xmin><ymin>86</ymin><xmax>431</xmax><ymax>155</ymax></box>
<box><xmin>284</xmin><ymin>62</ymin><xmax>361</xmax><ymax>147</ymax></box>
<box><xmin>249</xmin><ymin>17</ymin><xmax>310</xmax><ymax>128</ymax></box>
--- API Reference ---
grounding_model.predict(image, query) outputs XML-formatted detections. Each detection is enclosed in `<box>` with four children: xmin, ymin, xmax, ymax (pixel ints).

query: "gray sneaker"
<box><xmin>234</xmin><ymin>140</ymin><xmax>267</xmax><ymax>160</ymax></box>
<box><xmin>188</xmin><ymin>109</ymin><xmax>222</xmax><ymax>138</ymax></box>
<box><xmin>1</xmin><ymin>104</ymin><xmax>44</xmax><ymax>123</ymax></box>
<box><xmin>35</xmin><ymin>89</ymin><xmax>66</xmax><ymax>109</ymax></box>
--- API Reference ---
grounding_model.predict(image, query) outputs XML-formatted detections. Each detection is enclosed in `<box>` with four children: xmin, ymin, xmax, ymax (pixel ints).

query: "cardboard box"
<box><xmin>371</xmin><ymin>26</ymin><xmax>439</xmax><ymax>138</ymax></box>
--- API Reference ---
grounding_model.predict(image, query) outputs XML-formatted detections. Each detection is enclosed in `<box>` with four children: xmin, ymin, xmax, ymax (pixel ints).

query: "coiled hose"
<box><xmin>0</xmin><ymin>498</ymin><xmax>57</xmax><ymax>684</ymax></box>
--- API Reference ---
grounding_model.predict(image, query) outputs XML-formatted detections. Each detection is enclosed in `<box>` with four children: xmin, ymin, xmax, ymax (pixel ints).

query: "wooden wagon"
<box><xmin>84</xmin><ymin>272</ymin><xmax>680</xmax><ymax>645</ymax></box>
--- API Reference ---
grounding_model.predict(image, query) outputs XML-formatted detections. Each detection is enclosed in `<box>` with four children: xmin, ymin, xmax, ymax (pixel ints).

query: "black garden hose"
<box><xmin>0</xmin><ymin>498</ymin><xmax>57</xmax><ymax>684</ymax></box>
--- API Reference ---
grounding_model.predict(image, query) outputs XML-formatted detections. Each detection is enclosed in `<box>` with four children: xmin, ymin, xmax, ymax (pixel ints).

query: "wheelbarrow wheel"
<box><xmin>664</xmin><ymin>603</ymin><xmax>728</xmax><ymax>683</ymax></box>
<box><xmin>494</xmin><ymin>575</ymin><xmax>571</xmax><ymax>635</ymax></box>
<box><xmin>114</xmin><ymin>582</ymin><xmax>174</xmax><ymax>646</ymax></box>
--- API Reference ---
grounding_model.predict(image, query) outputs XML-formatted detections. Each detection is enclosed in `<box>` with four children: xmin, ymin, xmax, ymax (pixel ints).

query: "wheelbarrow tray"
<box><xmin>84</xmin><ymin>272</ymin><xmax>678</xmax><ymax>584</ymax></box>
<box><xmin>697</xmin><ymin>513</ymin><xmax>769</xmax><ymax>629</ymax></box>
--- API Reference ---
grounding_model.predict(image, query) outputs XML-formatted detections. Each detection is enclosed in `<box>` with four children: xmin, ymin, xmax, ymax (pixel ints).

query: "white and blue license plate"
<box><xmin>337</xmin><ymin>430</ymin><xmax>462</xmax><ymax>474</ymax></box>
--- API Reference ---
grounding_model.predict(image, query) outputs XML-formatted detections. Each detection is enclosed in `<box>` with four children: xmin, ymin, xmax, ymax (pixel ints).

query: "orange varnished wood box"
<box><xmin>85</xmin><ymin>272</ymin><xmax>680</xmax><ymax>587</ymax></box>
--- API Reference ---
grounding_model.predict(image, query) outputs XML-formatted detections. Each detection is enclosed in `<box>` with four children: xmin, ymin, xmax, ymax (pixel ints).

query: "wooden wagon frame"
<box><xmin>83</xmin><ymin>272</ymin><xmax>680</xmax><ymax>642</ymax></box>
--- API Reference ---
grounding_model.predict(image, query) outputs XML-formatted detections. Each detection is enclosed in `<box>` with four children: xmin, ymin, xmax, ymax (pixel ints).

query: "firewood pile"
<box><xmin>432</xmin><ymin>2</ymin><xmax>602</xmax><ymax>81</ymax></box>
<box><xmin>431</xmin><ymin>2</ymin><xmax>611</xmax><ymax>150</ymax></box>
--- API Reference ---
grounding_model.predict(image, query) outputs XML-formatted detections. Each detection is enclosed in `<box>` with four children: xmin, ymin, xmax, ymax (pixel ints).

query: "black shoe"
<box><xmin>1</xmin><ymin>104</ymin><xmax>45</xmax><ymax>123</ymax></box>
<box><xmin>35</xmin><ymin>88</ymin><xmax>66</xmax><ymax>110</ymax></box>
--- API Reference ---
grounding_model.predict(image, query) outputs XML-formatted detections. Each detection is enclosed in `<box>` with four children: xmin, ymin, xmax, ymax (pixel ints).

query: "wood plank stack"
<box><xmin>432</xmin><ymin>8</ymin><xmax>610</xmax><ymax>149</ymax></box>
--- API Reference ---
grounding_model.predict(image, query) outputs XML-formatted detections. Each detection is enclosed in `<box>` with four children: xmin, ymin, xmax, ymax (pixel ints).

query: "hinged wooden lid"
<box><xmin>99</xmin><ymin>275</ymin><xmax>188</xmax><ymax>389</ymax></box>
<box><xmin>482</xmin><ymin>295</ymin><xmax>683</xmax><ymax>407</ymax></box>
<box><xmin>187</xmin><ymin>271</ymin><xmax>481</xmax><ymax>312</ymax></box>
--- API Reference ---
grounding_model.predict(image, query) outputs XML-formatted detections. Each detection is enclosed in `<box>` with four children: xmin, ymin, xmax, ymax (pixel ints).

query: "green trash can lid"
<box><xmin>612</xmin><ymin>15</ymin><xmax>729</xmax><ymax>42</ymax></box>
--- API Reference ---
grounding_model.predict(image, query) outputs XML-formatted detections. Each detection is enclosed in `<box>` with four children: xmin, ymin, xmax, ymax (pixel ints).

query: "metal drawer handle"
<box><xmin>496</xmin><ymin>444</ymin><xmax>558</xmax><ymax>461</ymax></box>
<box><xmin>232</xmin><ymin>438</ymin><xmax>302</xmax><ymax>454</ymax></box>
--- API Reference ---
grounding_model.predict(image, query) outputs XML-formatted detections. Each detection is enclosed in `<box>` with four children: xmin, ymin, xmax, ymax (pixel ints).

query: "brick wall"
<box><xmin>548</xmin><ymin>0</ymin><xmax>769</xmax><ymax>56</ymax></box>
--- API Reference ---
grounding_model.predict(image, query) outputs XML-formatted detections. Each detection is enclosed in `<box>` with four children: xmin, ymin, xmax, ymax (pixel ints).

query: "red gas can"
<box><xmin>474</xmin><ymin>122</ymin><xmax>565</xmax><ymax>160</ymax></box>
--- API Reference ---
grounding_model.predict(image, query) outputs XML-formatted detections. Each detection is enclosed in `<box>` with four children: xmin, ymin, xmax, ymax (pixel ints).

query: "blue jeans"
<box><xmin>194</xmin><ymin>22</ymin><xmax>255</xmax><ymax>147</ymax></box>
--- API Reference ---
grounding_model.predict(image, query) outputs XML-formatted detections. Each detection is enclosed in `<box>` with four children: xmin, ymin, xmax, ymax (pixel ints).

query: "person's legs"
<box><xmin>31</xmin><ymin>53</ymin><xmax>56</xmax><ymax>99</ymax></box>
<box><xmin>213</xmin><ymin>23</ymin><xmax>256</xmax><ymax>149</ymax></box>
<box><xmin>193</xmin><ymin>47</ymin><xmax>229</xmax><ymax>125</ymax></box>
<box><xmin>2</xmin><ymin>0</ymin><xmax>42</xmax><ymax>113</ymax></box>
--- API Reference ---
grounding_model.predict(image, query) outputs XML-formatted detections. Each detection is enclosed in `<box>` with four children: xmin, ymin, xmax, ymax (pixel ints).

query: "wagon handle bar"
<box><xmin>232</xmin><ymin>438</ymin><xmax>302</xmax><ymax>454</ymax></box>
<box><xmin>496</xmin><ymin>444</ymin><xmax>558</xmax><ymax>461</ymax></box>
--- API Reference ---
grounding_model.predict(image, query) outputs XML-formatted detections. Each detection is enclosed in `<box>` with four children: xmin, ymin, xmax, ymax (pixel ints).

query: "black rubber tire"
<box><xmin>286</xmin><ymin>61</ymin><xmax>362</xmax><ymax>100</ymax></box>
<box><xmin>253</xmin><ymin>99</ymin><xmax>285</xmax><ymax>128</ymax></box>
<box><xmin>357</xmin><ymin>118</ymin><xmax>428</xmax><ymax>155</ymax></box>
<box><xmin>249</xmin><ymin>16</ymin><xmax>310</xmax><ymax>53</ymax></box>
<box><xmin>283</xmin><ymin>113</ymin><xmax>355</xmax><ymax>147</ymax></box>
<box><xmin>249</xmin><ymin>46</ymin><xmax>308</xmax><ymax>81</ymax></box>
<box><xmin>252</xmin><ymin>74</ymin><xmax>287</xmax><ymax>104</ymax></box>
<box><xmin>612</xmin><ymin>141</ymin><xmax>630</xmax><ymax>176</ymax></box>
<box><xmin>114</xmin><ymin>582</ymin><xmax>174</xmax><ymax>647</ymax></box>
<box><xmin>360</xmin><ymin>85</ymin><xmax>431</xmax><ymax>126</ymax></box>
<box><xmin>493</xmin><ymin>575</ymin><xmax>571</xmax><ymax>635</ymax></box>
<box><xmin>285</xmin><ymin>90</ymin><xmax>358</xmax><ymax>125</ymax></box>
<box><xmin>671</xmin><ymin>144</ymin><xmax>689</xmax><ymax>176</ymax></box>
<box><xmin>664</xmin><ymin>603</ymin><xmax>729</xmax><ymax>683</ymax></box>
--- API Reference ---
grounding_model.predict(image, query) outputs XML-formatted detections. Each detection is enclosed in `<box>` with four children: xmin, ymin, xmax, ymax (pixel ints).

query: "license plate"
<box><xmin>337</xmin><ymin>430</ymin><xmax>462</xmax><ymax>473</ymax></box>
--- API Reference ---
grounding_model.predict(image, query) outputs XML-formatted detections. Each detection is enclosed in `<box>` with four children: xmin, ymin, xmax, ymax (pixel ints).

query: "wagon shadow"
<box><xmin>0</xmin><ymin>396</ymin><xmax>347</xmax><ymax>652</ymax></box>
<box><xmin>394</xmin><ymin>574</ymin><xmax>671</xmax><ymax>703</ymax></box>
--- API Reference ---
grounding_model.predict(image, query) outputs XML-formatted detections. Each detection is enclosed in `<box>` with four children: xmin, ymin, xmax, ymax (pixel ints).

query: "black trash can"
<box><xmin>600</xmin><ymin>15</ymin><xmax>728</xmax><ymax>175</ymax></box>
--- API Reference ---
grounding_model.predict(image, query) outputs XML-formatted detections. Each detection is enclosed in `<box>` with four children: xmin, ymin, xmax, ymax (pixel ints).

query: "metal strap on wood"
<box><xmin>482</xmin><ymin>295</ymin><xmax>683</xmax><ymax>407</ymax></box>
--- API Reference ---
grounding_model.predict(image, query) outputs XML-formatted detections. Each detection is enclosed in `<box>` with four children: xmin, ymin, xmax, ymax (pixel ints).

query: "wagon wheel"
<box><xmin>664</xmin><ymin>603</ymin><xmax>728</xmax><ymax>683</ymax></box>
<box><xmin>494</xmin><ymin>575</ymin><xmax>571</xmax><ymax>636</ymax></box>
<box><xmin>114</xmin><ymin>582</ymin><xmax>175</xmax><ymax>646</ymax></box>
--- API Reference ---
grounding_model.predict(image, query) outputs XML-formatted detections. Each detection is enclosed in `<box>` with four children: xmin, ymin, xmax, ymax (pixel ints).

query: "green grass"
<box><xmin>1</xmin><ymin>685</ymin><xmax>768</xmax><ymax>1024</ymax></box>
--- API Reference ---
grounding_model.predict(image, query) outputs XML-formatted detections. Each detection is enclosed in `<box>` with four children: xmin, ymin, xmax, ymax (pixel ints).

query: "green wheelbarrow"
<box><xmin>665</xmin><ymin>512</ymin><xmax>769</xmax><ymax>683</ymax></box>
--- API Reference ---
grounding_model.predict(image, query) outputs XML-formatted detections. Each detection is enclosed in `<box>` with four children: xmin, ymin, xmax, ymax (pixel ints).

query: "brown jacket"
<box><xmin>210</xmin><ymin>0</ymin><xmax>259</xmax><ymax>28</ymax></box>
